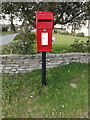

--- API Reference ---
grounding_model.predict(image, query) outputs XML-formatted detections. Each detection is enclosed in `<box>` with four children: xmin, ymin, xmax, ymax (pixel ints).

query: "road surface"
<box><xmin>0</xmin><ymin>33</ymin><xmax>18</xmax><ymax>46</ymax></box>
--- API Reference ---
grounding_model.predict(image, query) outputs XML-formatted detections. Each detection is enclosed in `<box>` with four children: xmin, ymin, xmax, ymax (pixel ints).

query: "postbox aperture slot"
<box><xmin>38</xmin><ymin>19</ymin><xmax>51</xmax><ymax>22</ymax></box>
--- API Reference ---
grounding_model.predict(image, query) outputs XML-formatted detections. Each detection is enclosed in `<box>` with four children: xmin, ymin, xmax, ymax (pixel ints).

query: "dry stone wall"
<box><xmin>0</xmin><ymin>53</ymin><xmax>89</xmax><ymax>74</ymax></box>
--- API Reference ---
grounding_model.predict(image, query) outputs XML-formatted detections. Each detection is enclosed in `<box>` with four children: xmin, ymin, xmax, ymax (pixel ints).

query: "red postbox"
<box><xmin>36</xmin><ymin>12</ymin><xmax>53</xmax><ymax>51</ymax></box>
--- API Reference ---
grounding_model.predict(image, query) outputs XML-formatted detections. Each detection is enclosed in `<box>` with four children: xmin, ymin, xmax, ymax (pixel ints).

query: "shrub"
<box><xmin>69</xmin><ymin>32</ymin><xmax>72</xmax><ymax>36</ymax></box>
<box><xmin>13</xmin><ymin>32</ymin><xmax>23</xmax><ymax>40</ymax></box>
<box><xmin>2</xmin><ymin>32</ymin><xmax>36</xmax><ymax>54</ymax></box>
<box><xmin>70</xmin><ymin>38</ymin><xmax>85</xmax><ymax>52</ymax></box>
<box><xmin>76</xmin><ymin>32</ymin><xmax>84</xmax><ymax>37</ymax></box>
<box><xmin>69</xmin><ymin>32</ymin><xmax>75</xmax><ymax>36</ymax></box>
<box><xmin>60</xmin><ymin>32</ymin><xmax>69</xmax><ymax>35</ymax></box>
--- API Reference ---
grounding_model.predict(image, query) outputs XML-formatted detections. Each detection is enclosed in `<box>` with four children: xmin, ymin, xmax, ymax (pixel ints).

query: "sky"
<box><xmin>0</xmin><ymin>14</ymin><xmax>23</xmax><ymax>25</ymax></box>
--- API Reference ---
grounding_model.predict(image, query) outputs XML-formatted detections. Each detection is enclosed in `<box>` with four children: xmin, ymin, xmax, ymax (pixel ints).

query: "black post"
<box><xmin>42</xmin><ymin>51</ymin><xmax>46</xmax><ymax>85</ymax></box>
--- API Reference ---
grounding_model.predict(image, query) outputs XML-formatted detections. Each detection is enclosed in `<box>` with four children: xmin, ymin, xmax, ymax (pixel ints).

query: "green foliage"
<box><xmin>13</xmin><ymin>33</ymin><xmax>23</xmax><ymax>40</ymax></box>
<box><xmin>76</xmin><ymin>32</ymin><xmax>84</xmax><ymax>37</ymax></box>
<box><xmin>2</xmin><ymin>32</ymin><xmax>36</xmax><ymax>54</ymax></box>
<box><xmin>60</xmin><ymin>32</ymin><xmax>69</xmax><ymax>35</ymax></box>
<box><xmin>69</xmin><ymin>32</ymin><xmax>73</xmax><ymax>36</ymax></box>
<box><xmin>2</xmin><ymin>2</ymin><xmax>90</xmax><ymax>28</ymax></box>
<box><xmin>69</xmin><ymin>32</ymin><xmax>75</xmax><ymax>36</ymax></box>
<box><xmin>70</xmin><ymin>38</ymin><xmax>85</xmax><ymax>52</ymax></box>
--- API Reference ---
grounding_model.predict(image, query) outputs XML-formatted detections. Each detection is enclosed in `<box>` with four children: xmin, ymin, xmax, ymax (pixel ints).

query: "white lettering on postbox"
<box><xmin>41</xmin><ymin>33</ymin><xmax>48</xmax><ymax>45</ymax></box>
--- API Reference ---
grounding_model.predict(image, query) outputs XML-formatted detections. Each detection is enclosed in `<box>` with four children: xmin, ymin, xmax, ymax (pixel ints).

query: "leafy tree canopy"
<box><xmin>1</xmin><ymin>2</ymin><xmax>90</xmax><ymax>27</ymax></box>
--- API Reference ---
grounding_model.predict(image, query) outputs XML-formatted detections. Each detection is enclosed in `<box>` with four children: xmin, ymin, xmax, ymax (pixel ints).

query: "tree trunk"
<box><xmin>10</xmin><ymin>15</ymin><xmax>16</xmax><ymax>32</ymax></box>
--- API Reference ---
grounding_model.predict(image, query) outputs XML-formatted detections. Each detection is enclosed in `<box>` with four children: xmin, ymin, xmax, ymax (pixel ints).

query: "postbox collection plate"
<box><xmin>41</xmin><ymin>33</ymin><xmax>48</xmax><ymax>45</ymax></box>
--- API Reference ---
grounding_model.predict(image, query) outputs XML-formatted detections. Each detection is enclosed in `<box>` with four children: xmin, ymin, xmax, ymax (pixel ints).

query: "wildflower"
<box><xmin>62</xmin><ymin>105</ymin><xmax>64</xmax><ymax>108</ymax></box>
<box><xmin>52</xmin><ymin>112</ymin><xmax>54</xmax><ymax>115</ymax></box>
<box><xmin>30</xmin><ymin>95</ymin><xmax>33</xmax><ymax>98</ymax></box>
<box><xmin>9</xmin><ymin>80</ymin><xmax>13</xmax><ymax>83</ymax></box>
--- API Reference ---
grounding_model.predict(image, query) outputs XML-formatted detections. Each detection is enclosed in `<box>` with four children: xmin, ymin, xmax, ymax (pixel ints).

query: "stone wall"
<box><xmin>0</xmin><ymin>53</ymin><xmax>89</xmax><ymax>74</ymax></box>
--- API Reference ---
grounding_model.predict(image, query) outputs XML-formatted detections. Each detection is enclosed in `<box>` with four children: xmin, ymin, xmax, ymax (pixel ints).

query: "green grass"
<box><xmin>2</xmin><ymin>63</ymin><xmax>88</xmax><ymax>118</ymax></box>
<box><xmin>33</xmin><ymin>33</ymin><xmax>89</xmax><ymax>54</ymax></box>
<box><xmin>1</xmin><ymin>30</ymin><xmax>24</xmax><ymax>36</ymax></box>
<box><xmin>1</xmin><ymin>31</ymin><xmax>15</xmax><ymax>36</ymax></box>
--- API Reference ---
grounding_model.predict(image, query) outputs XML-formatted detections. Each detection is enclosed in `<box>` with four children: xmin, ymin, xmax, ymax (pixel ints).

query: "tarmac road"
<box><xmin>0</xmin><ymin>33</ymin><xmax>18</xmax><ymax>46</ymax></box>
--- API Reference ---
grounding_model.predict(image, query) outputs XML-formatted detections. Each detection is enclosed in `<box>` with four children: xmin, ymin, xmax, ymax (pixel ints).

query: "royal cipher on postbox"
<box><xmin>36</xmin><ymin>12</ymin><xmax>53</xmax><ymax>51</ymax></box>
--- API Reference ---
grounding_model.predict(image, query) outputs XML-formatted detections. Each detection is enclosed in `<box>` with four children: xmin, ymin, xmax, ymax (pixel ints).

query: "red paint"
<box><xmin>36</xmin><ymin>12</ymin><xmax>53</xmax><ymax>51</ymax></box>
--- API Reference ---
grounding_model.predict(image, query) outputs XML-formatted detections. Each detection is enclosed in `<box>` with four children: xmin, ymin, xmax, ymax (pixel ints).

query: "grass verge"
<box><xmin>1</xmin><ymin>31</ymin><xmax>15</xmax><ymax>36</ymax></box>
<box><xmin>2</xmin><ymin>63</ymin><xmax>88</xmax><ymax>118</ymax></box>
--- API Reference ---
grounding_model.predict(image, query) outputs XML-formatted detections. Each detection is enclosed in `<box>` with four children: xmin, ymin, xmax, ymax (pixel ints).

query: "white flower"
<box><xmin>52</xmin><ymin>112</ymin><xmax>55</xmax><ymax>115</ymax></box>
<box><xmin>62</xmin><ymin>105</ymin><xmax>64</xmax><ymax>108</ymax></box>
<box><xmin>30</xmin><ymin>95</ymin><xmax>33</xmax><ymax>98</ymax></box>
